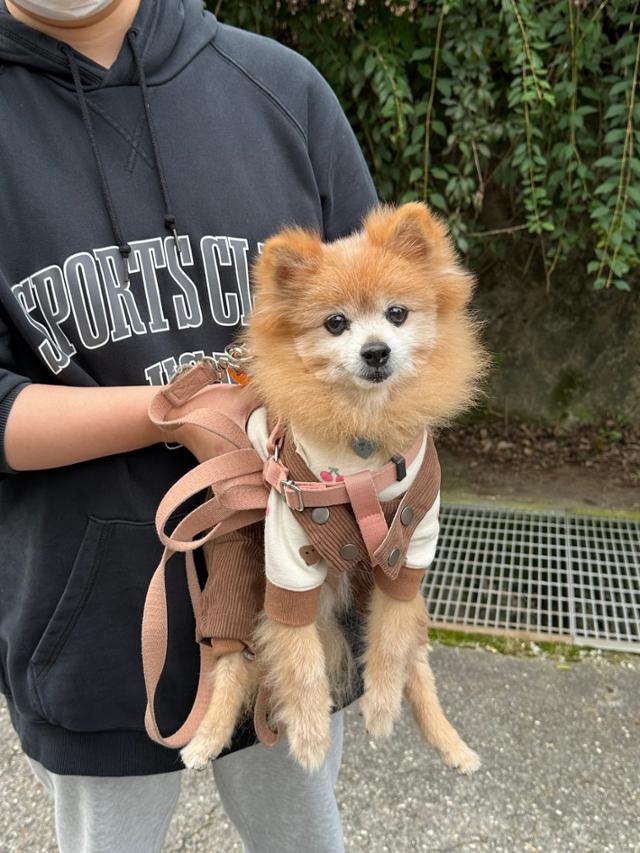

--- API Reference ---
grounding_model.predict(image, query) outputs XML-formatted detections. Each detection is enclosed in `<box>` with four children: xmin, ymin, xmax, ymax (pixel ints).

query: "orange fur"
<box><xmin>181</xmin><ymin>652</ymin><xmax>258</xmax><ymax>770</ymax></box>
<box><xmin>240</xmin><ymin>203</ymin><xmax>488</xmax><ymax>456</ymax></box>
<box><xmin>253</xmin><ymin>616</ymin><xmax>332</xmax><ymax>771</ymax></box>
<box><xmin>405</xmin><ymin>640</ymin><xmax>481</xmax><ymax>774</ymax></box>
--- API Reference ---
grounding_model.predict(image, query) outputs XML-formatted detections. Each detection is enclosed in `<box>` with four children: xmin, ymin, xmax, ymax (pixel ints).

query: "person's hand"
<box><xmin>167</xmin><ymin>388</ymin><xmax>232</xmax><ymax>464</ymax></box>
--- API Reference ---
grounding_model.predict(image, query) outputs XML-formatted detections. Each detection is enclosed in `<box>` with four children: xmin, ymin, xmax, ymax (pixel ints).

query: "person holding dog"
<box><xmin>0</xmin><ymin>0</ymin><xmax>377</xmax><ymax>850</ymax></box>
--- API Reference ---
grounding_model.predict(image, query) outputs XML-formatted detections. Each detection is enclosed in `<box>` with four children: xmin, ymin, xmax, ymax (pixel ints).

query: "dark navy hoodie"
<box><xmin>0</xmin><ymin>0</ymin><xmax>377</xmax><ymax>775</ymax></box>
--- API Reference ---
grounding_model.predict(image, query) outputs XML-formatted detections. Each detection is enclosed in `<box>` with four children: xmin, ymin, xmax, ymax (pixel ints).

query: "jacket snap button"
<box><xmin>340</xmin><ymin>543</ymin><xmax>358</xmax><ymax>560</ymax></box>
<box><xmin>388</xmin><ymin>547</ymin><xmax>401</xmax><ymax>567</ymax></box>
<box><xmin>311</xmin><ymin>507</ymin><xmax>330</xmax><ymax>524</ymax></box>
<box><xmin>400</xmin><ymin>507</ymin><xmax>414</xmax><ymax>526</ymax></box>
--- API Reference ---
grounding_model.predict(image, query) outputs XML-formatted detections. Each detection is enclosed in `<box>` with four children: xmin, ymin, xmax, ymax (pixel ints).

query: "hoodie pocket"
<box><xmin>28</xmin><ymin>516</ymin><xmax>169</xmax><ymax>732</ymax></box>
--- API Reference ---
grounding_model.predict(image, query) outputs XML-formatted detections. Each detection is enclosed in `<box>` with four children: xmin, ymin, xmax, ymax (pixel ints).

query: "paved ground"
<box><xmin>2</xmin><ymin>645</ymin><xmax>638</xmax><ymax>853</ymax></box>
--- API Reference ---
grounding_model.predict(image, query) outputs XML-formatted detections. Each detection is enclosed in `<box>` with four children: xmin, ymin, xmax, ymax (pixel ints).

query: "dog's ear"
<box><xmin>364</xmin><ymin>202</ymin><xmax>447</xmax><ymax>260</ymax></box>
<box><xmin>366</xmin><ymin>203</ymin><xmax>473</xmax><ymax>313</ymax></box>
<box><xmin>256</xmin><ymin>228</ymin><xmax>322</xmax><ymax>289</ymax></box>
<box><xmin>435</xmin><ymin>267</ymin><xmax>475</xmax><ymax>314</ymax></box>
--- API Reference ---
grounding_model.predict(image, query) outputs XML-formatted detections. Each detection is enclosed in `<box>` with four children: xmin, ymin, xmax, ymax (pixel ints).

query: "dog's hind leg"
<box><xmin>254</xmin><ymin>616</ymin><xmax>332</xmax><ymax>772</ymax></box>
<box><xmin>360</xmin><ymin>585</ymin><xmax>425</xmax><ymax>738</ymax></box>
<box><xmin>181</xmin><ymin>652</ymin><xmax>257</xmax><ymax>769</ymax></box>
<box><xmin>405</xmin><ymin>642</ymin><xmax>480</xmax><ymax>775</ymax></box>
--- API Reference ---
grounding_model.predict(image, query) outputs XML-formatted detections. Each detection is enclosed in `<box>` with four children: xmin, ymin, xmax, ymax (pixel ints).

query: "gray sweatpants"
<box><xmin>27</xmin><ymin>711</ymin><xmax>344</xmax><ymax>853</ymax></box>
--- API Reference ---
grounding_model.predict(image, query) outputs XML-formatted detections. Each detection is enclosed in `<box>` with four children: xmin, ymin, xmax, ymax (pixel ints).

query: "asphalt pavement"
<box><xmin>1</xmin><ymin>645</ymin><xmax>638</xmax><ymax>852</ymax></box>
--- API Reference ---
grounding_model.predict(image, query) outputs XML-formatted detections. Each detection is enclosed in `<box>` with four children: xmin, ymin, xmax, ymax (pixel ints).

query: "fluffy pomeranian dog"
<box><xmin>181</xmin><ymin>202</ymin><xmax>487</xmax><ymax>774</ymax></box>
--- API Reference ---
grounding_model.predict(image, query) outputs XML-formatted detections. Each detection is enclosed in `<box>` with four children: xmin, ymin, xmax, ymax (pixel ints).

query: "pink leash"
<box><xmin>142</xmin><ymin>365</ymin><xmax>268</xmax><ymax>748</ymax></box>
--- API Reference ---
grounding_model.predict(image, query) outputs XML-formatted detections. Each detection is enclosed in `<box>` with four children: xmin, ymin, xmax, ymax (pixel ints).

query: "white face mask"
<box><xmin>11</xmin><ymin>0</ymin><xmax>115</xmax><ymax>21</ymax></box>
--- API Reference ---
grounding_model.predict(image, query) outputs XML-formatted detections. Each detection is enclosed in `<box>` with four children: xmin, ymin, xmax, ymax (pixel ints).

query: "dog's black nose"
<box><xmin>360</xmin><ymin>342</ymin><xmax>391</xmax><ymax>367</ymax></box>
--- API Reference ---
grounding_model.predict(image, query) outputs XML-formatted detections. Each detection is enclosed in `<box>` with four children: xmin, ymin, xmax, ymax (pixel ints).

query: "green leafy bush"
<box><xmin>214</xmin><ymin>1</ymin><xmax>640</xmax><ymax>292</ymax></box>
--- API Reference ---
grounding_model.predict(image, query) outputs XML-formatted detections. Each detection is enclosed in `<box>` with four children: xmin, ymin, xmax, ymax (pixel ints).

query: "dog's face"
<box><xmin>287</xmin><ymin>235</ymin><xmax>440</xmax><ymax>395</ymax></box>
<box><xmin>244</xmin><ymin>203</ymin><xmax>486</xmax><ymax>450</ymax></box>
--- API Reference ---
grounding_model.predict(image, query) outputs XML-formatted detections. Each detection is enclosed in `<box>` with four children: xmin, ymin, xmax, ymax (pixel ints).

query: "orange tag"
<box><xmin>228</xmin><ymin>365</ymin><xmax>250</xmax><ymax>385</ymax></box>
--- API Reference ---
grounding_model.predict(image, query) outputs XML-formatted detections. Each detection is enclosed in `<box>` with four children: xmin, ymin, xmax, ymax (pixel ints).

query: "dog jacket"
<box><xmin>248</xmin><ymin>407</ymin><xmax>441</xmax><ymax>625</ymax></box>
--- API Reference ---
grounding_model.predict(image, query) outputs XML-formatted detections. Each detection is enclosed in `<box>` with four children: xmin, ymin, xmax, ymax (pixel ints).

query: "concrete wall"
<box><xmin>471</xmin><ymin>263</ymin><xmax>640</xmax><ymax>424</ymax></box>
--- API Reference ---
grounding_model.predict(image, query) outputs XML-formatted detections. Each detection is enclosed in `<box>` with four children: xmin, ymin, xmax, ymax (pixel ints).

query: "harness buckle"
<box><xmin>282</xmin><ymin>479</ymin><xmax>304</xmax><ymax>512</ymax></box>
<box><xmin>391</xmin><ymin>454</ymin><xmax>407</xmax><ymax>481</ymax></box>
<box><xmin>168</xmin><ymin>356</ymin><xmax>225</xmax><ymax>385</ymax></box>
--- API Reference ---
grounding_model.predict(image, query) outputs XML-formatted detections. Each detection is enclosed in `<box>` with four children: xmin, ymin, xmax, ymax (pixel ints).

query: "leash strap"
<box><xmin>143</xmin><ymin>548</ymin><xmax>220</xmax><ymax>748</ymax></box>
<box><xmin>142</xmin><ymin>364</ymin><xmax>269</xmax><ymax>750</ymax></box>
<box><xmin>253</xmin><ymin>684</ymin><xmax>282</xmax><ymax>748</ymax></box>
<box><xmin>148</xmin><ymin>359</ymin><xmax>222</xmax><ymax>428</ymax></box>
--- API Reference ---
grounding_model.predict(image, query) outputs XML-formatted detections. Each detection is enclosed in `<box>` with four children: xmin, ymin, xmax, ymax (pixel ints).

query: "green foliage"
<box><xmin>213</xmin><ymin>0</ymin><xmax>640</xmax><ymax>291</ymax></box>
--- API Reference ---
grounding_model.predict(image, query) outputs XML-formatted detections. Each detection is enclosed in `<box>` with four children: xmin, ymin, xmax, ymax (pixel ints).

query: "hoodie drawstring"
<box><xmin>127</xmin><ymin>30</ymin><xmax>182</xmax><ymax>261</ymax></box>
<box><xmin>62</xmin><ymin>44</ymin><xmax>132</xmax><ymax>282</ymax></box>
<box><xmin>61</xmin><ymin>32</ymin><xmax>182</xmax><ymax>282</ymax></box>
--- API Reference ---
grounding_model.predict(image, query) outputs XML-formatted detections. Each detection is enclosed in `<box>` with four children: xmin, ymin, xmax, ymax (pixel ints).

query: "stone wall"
<box><xmin>471</xmin><ymin>263</ymin><xmax>640</xmax><ymax>425</ymax></box>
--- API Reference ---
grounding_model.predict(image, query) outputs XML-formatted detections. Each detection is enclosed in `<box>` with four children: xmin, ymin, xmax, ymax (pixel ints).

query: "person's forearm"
<box><xmin>4</xmin><ymin>384</ymin><xmax>164</xmax><ymax>471</ymax></box>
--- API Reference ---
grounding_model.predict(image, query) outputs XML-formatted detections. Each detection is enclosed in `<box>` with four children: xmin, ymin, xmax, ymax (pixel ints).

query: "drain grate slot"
<box><xmin>569</xmin><ymin>515</ymin><xmax>640</xmax><ymax>648</ymax></box>
<box><xmin>424</xmin><ymin>505</ymin><xmax>640</xmax><ymax>652</ymax></box>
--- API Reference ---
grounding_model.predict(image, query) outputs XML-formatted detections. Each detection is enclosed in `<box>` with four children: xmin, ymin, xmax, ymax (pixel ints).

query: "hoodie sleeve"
<box><xmin>210</xmin><ymin>26</ymin><xmax>378</xmax><ymax>239</ymax></box>
<box><xmin>306</xmin><ymin>73</ymin><xmax>378</xmax><ymax>241</ymax></box>
<box><xmin>0</xmin><ymin>315</ymin><xmax>31</xmax><ymax>474</ymax></box>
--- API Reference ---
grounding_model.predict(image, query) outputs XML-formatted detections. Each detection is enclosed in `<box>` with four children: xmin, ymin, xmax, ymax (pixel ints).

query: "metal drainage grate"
<box><xmin>424</xmin><ymin>504</ymin><xmax>640</xmax><ymax>653</ymax></box>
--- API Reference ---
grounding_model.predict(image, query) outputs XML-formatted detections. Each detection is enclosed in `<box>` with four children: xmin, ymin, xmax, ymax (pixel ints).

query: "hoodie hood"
<box><xmin>0</xmin><ymin>0</ymin><xmax>219</xmax><ymax>274</ymax></box>
<box><xmin>0</xmin><ymin>0</ymin><xmax>217</xmax><ymax>87</ymax></box>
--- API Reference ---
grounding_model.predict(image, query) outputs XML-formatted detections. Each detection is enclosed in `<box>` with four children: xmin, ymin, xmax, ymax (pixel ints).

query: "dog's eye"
<box><xmin>324</xmin><ymin>314</ymin><xmax>349</xmax><ymax>335</ymax></box>
<box><xmin>385</xmin><ymin>306</ymin><xmax>408</xmax><ymax>326</ymax></box>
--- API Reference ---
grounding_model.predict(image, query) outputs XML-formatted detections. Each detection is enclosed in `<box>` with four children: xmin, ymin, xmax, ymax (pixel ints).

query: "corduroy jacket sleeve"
<box><xmin>0</xmin><ymin>313</ymin><xmax>31</xmax><ymax>474</ymax></box>
<box><xmin>197</xmin><ymin>524</ymin><xmax>266</xmax><ymax>649</ymax></box>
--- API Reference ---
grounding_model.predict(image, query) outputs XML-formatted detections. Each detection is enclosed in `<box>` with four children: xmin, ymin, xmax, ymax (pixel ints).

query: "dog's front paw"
<box><xmin>286</xmin><ymin>709</ymin><xmax>332</xmax><ymax>772</ymax></box>
<box><xmin>254</xmin><ymin>618</ymin><xmax>333</xmax><ymax>772</ymax></box>
<box><xmin>181</xmin><ymin>730</ymin><xmax>226</xmax><ymax>770</ymax></box>
<box><xmin>440</xmin><ymin>742</ymin><xmax>481</xmax><ymax>775</ymax></box>
<box><xmin>180</xmin><ymin>651</ymin><xmax>255</xmax><ymax>771</ymax></box>
<box><xmin>359</xmin><ymin>688</ymin><xmax>398</xmax><ymax>739</ymax></box>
